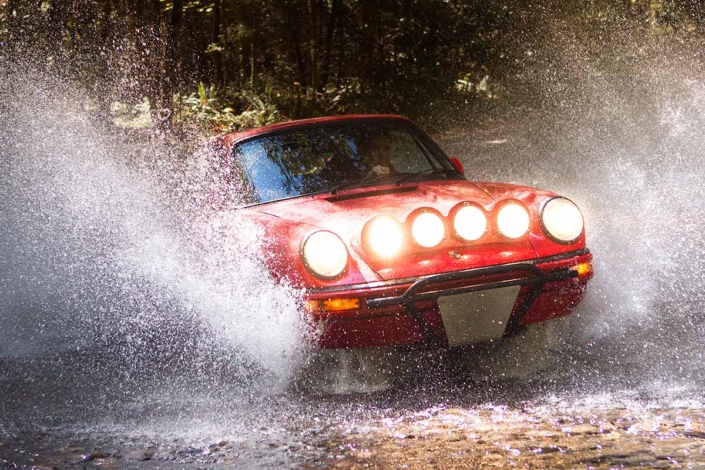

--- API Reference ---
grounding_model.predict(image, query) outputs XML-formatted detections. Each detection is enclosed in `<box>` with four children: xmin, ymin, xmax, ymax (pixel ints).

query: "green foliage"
<box><xmin>178</xmin><ymin>84</ymin><xmax>282</xmax><ymax>133</ymax></box>
<box><xmin>111</xmin><ymin>98</ymin><xmax>153</xmax><ymax>129</ymax></box>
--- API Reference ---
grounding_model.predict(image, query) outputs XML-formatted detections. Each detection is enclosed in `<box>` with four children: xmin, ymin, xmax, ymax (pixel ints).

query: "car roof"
<box><xmin>220</xmin><ymin>114</ymin><xmax>411</xmax><ymax>147</ymax></box>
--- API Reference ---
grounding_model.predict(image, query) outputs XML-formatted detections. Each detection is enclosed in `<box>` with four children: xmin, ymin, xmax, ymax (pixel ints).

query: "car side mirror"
<box><xmin>449</xmin><ymin>156</ymin><xmax>465</xmax><ymax>176</ymax></box>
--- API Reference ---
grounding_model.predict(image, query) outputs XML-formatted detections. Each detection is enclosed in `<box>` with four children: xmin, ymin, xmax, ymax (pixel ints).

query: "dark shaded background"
<box><xmin>3</xmin><ymin>0</ymin><xmax>705</xmax><ymax>133</ymax></box>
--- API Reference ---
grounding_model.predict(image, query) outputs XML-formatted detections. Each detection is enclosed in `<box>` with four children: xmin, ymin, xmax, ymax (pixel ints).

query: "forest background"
<box><xmin>2</xmin><ymin>0</ymin><xmax>705</xmax><ymax>136</ymax></box>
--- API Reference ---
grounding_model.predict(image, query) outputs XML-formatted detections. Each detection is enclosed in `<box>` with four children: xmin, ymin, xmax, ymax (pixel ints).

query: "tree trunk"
<box><xmin>335</xmin><ymin>5</ymin><xmax>346</xmax><ymax>93</ymax></box>
<box><xmin>210</xmin><ymin>0</ymin><xmax>224</xmax><ymax>88</ymax></box>
<box><xmin>99</xmin><ymin>0</ymin><xmax>114</xmax><ymax>43</ymax></box>
<box><xmin>307</xmin><ymin>0</ymin><xmax>321</xmax><ymax>99</ymax></box>
<box><xmin>122</xmin><ymin>0</ymin><xmax>137</xmax><ymax>48</ymax></box>
<box><xmin>250</xmin><ymin>23</ymin><xmax>256</xmax><ymax>88</ymax></box>
<box><xmin>283</xmin><ymin>0</ymin><xmax>307</xmax><ymax>90</ymax></box>
<box><xmin>240</xmin><ymin>28</ymin><xmax>250</xmax><ymax>88</ymax></box>
<box><xmin>320</xmin><ymin>0</ymin><xmax>341</xmax><ymax>90</ymax></box>
<box><xmin>47</xmin><ymin>0</ymin><xmax>68</xmax><ymax>42</ymax></box>
<box><xmin>5</xmin><ymin>0</ymin><xmax>19</xmax><ymax>24</ymax></box>
<box><xmin>146</xmin><ymin>0</ymin><xmax>162</xmax><ymax>110</ymax></box>
<box><xmin>123</xmin><ymin>0</ymin><xmax>133</xmax><ymax>24</ymax></box>
<box><xmin>359</xmin><ymin>0</ymin><xmax>374</xmax><ymax>93</ymax></box>
<box><xmin>161</xmin><ymin>0</ymin><xmax>183</xmax><ymax>115</ymax></box>
<box><xmin>4</xmin><ymin>0</ymin><xmax>21</xmax><ymax>40</ymax></box>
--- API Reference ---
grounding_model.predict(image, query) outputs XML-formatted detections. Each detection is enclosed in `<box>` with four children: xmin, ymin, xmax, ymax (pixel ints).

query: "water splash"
<box><xmin>0</xmin><ymin>65</ymin><xmax>308</xmax><ymax>382</ymax></box>
<box><xmin>442</xmin><ymin>17</ymin><xmax>705</xmax><ymax>390</ymax></box>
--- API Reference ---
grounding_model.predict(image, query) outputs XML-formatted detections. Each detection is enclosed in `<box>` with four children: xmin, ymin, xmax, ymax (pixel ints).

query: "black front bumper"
<box><xmin>365</xmin><ymin>262</ymin><xmax>580</xmax><ymax>345</ymax></box>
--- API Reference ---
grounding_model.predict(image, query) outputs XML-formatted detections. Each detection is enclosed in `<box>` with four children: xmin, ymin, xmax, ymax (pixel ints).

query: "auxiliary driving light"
<box><xmin>497</xmin><ymin>203</ymin><xmax>530</xmax><ymax>239</ymax></box>
<box><xmin>412</xmin><ymin>212</ymin><xmax>445</xmax><ymax>248</ymax></box>
<box><xmin>367</xmin><ymin>215</ymin><xmax>404</xmax><ymax>257</ymax></box>
<box><xmin>454</xmin><ymin>205</ymin><xmax>487</xmax><ymax>241</ymax></box>
<box><xmin>541</xmin><ymin>197</ymin><xmax>584</xmax><ymax>243</ymax></box>
<box><xmin>301</xmin><ymin>230</ymin><xmax>348</xmax><ymax>279</ymax></box>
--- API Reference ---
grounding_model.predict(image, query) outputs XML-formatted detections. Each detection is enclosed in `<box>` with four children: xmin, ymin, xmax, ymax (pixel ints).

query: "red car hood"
<box><xmin>253</xmin><ymin>179</ymin><xmax>543</xmax><ymax>282</ymax></box>
<box><xmin>256</xmin><ymin>179</ymin><xmax>491</xmax><ymax>231</ymax></box>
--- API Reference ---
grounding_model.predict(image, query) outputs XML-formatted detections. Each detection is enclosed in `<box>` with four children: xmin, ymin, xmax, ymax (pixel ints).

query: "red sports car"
<box><xmin>217</xmin><ymin>115</ymin><xmax>592</xmax><ymax>350</ymax></box>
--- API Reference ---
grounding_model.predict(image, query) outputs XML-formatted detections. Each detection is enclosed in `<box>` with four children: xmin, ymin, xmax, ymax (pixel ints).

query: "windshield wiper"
<box><xmin>394</xmin><ymin>168</ymin><xmax>458</xmax><ymax>186</ymax></box>
<box><xmin>331</xmin><ymin>174</ymin><xmax>397</xmax><ymax>195</ymax></box>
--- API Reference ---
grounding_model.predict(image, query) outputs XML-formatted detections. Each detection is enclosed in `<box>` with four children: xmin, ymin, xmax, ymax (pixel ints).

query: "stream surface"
<box><xmin>2</xmin><ymin>335</ymin><xmax>705</xmax><ymax>469</ymax></box>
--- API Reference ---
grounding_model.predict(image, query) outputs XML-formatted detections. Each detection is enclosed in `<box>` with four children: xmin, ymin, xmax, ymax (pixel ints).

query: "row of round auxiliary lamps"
<box><xmin>302</xmin><ymin>197</ymin><xmax>584</xmax><ymax>279</ymax></box>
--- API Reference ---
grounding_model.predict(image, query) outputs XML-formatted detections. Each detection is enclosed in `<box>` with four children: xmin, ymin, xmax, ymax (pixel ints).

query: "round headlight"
<box><xmin>497</xmin><ymin>203</ymin><xmax>530</xmax><ymax>239</ymax></box>
<box><xmin>412</xmin><ymin>212</ymin><xmax>445</xmax><ymax>248</ymax></box>
<box><xmin>301</xmin><ymin>231</ymin><xmax>348</xmax><ymax>279</ymax></box>
<box><xmin>366</xmin><ymin>216</ymin><xmax>404</xmax><ymax>257</ymax></box>
<box><xmin>454</xmin><ymin>205</ymin><xmax>487</xmax><ymax>241</ymax></box>
<box><xmin>541</xmin><ymin>197</ymin><xmax>584</xmax><ymax>243</ymax></box>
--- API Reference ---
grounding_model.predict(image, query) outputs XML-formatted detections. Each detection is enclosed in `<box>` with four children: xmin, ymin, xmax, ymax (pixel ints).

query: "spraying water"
<box><xmin>0</xmin><ymin>65</ymin><xmax>308</xmax><ymax>381</ymax></box>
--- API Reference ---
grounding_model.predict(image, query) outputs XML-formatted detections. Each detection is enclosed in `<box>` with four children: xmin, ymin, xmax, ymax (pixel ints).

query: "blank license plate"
<box><xmin>437</xmin><ymin>286</ymin><xmax>521</xmax><ymax>347</ymax></box>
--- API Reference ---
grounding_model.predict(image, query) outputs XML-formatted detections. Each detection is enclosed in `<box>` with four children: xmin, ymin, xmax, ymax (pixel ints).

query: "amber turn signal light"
<box><xmin>573</xmin><ymin>262</ymin><xmax>592</xmax><ymax>276</ymax></box>
<box><xmin>304</xmin><ymin>298</ymin><xmax>360</xmax><ymax>312</ymax></box>
<box><xmin>304</xmin><ymin>300</ymin><xmax>322</xmax><ymax>312</ymax></box>
<box><xmin>323</xmin><ymin>298</ymin><xmax>360</xmax><ymax>311</ymax></box>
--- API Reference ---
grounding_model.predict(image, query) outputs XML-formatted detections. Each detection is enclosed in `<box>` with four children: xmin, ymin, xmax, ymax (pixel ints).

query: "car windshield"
<box><xmin>232</xmin><ymin>121</ymin><xmax>454</xmax><ymax>204</ymax></box>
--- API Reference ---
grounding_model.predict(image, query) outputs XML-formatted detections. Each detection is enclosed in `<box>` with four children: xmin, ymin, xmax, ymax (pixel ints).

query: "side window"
<box><xmin>389</xmin><ymin>130</ymin><xmax>437</xmax><ymax>173</ymax></box>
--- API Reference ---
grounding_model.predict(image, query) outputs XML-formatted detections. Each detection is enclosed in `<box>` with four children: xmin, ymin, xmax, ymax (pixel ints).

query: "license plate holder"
<box><xmin>437</xmin><ymin>286</ymin><xmax>521</xmax><ymax>347</ymax></box>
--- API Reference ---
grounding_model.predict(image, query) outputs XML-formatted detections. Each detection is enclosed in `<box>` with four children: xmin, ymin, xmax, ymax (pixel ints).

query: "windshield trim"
<box><xmin>230</xmin><ymin>118</ymin><xmax>463</xmax><ymax>208</ymax></box>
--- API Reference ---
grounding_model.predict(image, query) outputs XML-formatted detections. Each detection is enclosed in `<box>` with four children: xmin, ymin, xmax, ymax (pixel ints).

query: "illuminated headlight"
<box><xmin>367</xmin><ymin>216</ymin><xmax>404</xmax><ymax>257</ymax></box>
<box><xmin>497</xmin><ymin>203</ymin><xmax>530</xmax><ymax>239</ymax></box>
<box><xmin>412</xmin><ymin>212</ymin><xmax>445</xmax><ymax>248</ymax></box>
<box><xmin>454</xmin><ymin>206</ymin><xmax>487</xmax><ymax>241</ymax></box>
<box><xmin>541</xmin><ymin>197</ymin><xmax>584</xmax><ymax>243</ymax></box>
<box><xmin>301</xmin><ymin>231</ymin><xmax>348</xmax><ymax>279</ymax></box>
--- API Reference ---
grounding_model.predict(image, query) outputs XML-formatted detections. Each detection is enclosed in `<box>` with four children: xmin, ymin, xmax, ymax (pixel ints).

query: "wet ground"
<box><xmin>4</xmin><ymin>403</ymin><xmax>705</xmax><ymax>469</ymax></box>
<box><xmin>3</xmin><ymin>324</ymin><xmax>705</xmax><ymax>469</ymax></box>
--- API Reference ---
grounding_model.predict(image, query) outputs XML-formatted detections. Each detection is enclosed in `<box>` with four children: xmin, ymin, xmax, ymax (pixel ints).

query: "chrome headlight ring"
<box><xmin>539</xmin><ymin>197</ymin><xmax>584</xmax><ymax>244</ymax></box>
<box><xmin>300</xmin><ymin>230</ymin><xmax>349</xmax><ymax>279</ymax></box>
